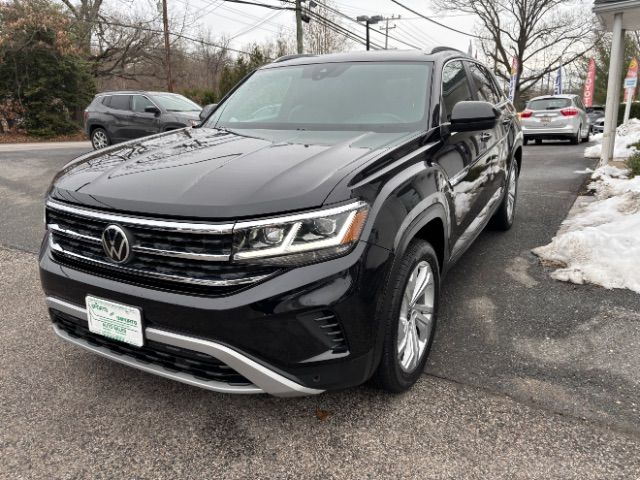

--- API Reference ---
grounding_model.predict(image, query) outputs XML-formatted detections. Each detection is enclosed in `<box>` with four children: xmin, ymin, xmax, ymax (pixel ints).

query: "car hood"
<box><xmin>50</xmin><ymin>127</ymin><xmax>416</xmax><ymax>219</ymax></box>
<box><xmin>172</xmin><ymin>111</ymin><xmax>201</xmax><ymax>122</ymax></box>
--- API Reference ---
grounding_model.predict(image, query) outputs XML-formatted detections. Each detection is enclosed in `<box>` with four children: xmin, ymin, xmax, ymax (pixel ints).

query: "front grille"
<box><xmin>46</xmin><ymin>200</ymin><xmax>279</xmax><ymax>295</ymax></box>
<box><xmin>52</xmin><ymin>310</ymin><xmax>252</xmax><ymax>386</ymax></box>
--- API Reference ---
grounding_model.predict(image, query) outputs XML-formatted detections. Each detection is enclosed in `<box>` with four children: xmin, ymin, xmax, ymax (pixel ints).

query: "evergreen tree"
<box><xmin>0</xmin><ymin>0</ymin><xmax>95</xmax><ymax>137</ymax></box>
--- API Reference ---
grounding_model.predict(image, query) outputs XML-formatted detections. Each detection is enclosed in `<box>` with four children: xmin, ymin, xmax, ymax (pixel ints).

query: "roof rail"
<box><xmin>430</xmin><ymin>46</ymin><xmax>465</xmax><ymax>55</ymax></box>
<box><xmin>273</xmin><ymin>54</ymin><xmax>317</xmax><ymax>63</ymax></box>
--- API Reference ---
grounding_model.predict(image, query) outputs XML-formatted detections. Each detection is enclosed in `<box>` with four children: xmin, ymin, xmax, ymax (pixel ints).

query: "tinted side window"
<box><xmin>132</xmin><ymin>95</ymin><xmax>156</xmax><ymax>113</ymax></box>
<box><xmin>109</xmin><ymin>95</ymin><xmax>131</xmax><ymax>110</ymax></box>
<box><xmin>467</xmin><ymin>62</ymin><xmax>500</xmax><ymax>104</ymax></box>
<box><xmin>442</xmin><ymin>61</ymin><xmax>472</xmax><ymax>122</ymax></box>
<box><xmin>101</xmin><ymin>96</ymin><xmax>111</xmax><ymax>107</ymax></box>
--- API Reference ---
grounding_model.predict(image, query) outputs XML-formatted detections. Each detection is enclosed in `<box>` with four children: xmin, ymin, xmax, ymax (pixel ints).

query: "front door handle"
<box><xmin>480</xmin><ymin>132</ymin><xmax>492</xmax><ymax>142</ymax></box>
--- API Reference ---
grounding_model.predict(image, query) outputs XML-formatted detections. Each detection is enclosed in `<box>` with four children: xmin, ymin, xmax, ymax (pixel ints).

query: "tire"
<box><xmin>535</xmin><ymin>138</ymin><xmax>542</xmax><ymax>145</ymax></box>
<box><xmin>490</xmin><ymin>160</ymin><xmax>519</xmax><ymax>231</ymax></box>
<box><xmin>91</xmin><ymin>127</ymin><xmax>110</xmax><ymax>150</ymax></box>
<box><xmin>582</xmin><ymin>126</ymin><xmax>590</xmax><ymax>143</ymax></box>
<box><xmin>570</xmin><ymin>125</ymin><xmax>581</xmax><ymax>145</ymax></box>
<box><xmin>373</xmin><ymin>239</ymin><xmax>440</xmax><ymax>393</ymax></box>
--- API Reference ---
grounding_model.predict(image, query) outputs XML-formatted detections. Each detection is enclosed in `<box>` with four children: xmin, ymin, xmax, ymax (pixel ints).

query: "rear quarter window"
<box><xmin>108</xmin><ymin>95</ymin><xmax>131</xmax><ymax>110</ymax></box>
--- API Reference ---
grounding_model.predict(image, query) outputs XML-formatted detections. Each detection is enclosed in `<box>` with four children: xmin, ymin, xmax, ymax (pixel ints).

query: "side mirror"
<box><xmin>199</xmin><ymin>103</ymin><xmax>218</xmax><ymax>121</ymax></box>
<box><xmin>450</xmin><ymin>101</ymin><xmax>499</xmax><ymax>132</ymax></box>
<box><xmin>144</xmin><ymin>106</ymin><xmax>160</xmax><ymax>116</ymax></box>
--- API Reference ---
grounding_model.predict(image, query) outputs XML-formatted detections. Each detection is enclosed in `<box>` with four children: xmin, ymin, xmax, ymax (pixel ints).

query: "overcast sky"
<box><xmin>168</xmin><ymin>0</ymin><xmax>478</xmax><ymax>54</ymax></box>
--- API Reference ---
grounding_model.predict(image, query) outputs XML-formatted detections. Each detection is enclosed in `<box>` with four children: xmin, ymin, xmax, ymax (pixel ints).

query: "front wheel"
<box><xmin>373</xmin><ymin>239</ymin><xmax>439</xmax><ymax>393</ymax></box>
<box><xmin>582</xmin><ymin>126</ymin><xmax>590</xmax><ymax>143</ymax></box>
<box><xmin>490</xmin><ymin>161</ymin><xmax>519</xmax><ymax>231</ymax></box>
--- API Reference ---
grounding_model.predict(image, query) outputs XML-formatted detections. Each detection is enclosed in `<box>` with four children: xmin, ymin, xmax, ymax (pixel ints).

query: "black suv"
<box><xmin>84</xmin><ymin>91</ymin><xmax>202</xmax><ymax>149</ymax></box>
<box><xmin>41</xmin><ymin>49</ymin><xmax>522</xmax><ymax>396</ymax></box>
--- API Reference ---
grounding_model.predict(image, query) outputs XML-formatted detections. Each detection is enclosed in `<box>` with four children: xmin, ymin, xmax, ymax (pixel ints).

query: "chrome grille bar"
<box><xmin>46</xmin><ymin>199</ymin><xmax>234</xmax><ymax>234</ymax></box>
<box><xmin>49</xmin><ymin>238</ymin><xmax>267</xmax><ymax>287</ymax></box>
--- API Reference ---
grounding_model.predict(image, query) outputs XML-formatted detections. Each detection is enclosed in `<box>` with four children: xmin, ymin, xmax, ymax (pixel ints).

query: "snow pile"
<box><xmin>533</xmin><ymin>166</ymin><xmax>640</xmax><ymax>293</ymax></box>
<box><xmin>584</xmin><ymin>118</ymin><xmax>640</xmax><ymax>159</ymax></box>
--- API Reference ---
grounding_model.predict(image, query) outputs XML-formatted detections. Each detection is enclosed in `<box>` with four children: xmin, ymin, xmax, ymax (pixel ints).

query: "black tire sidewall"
<box><xmin>375</xmin><ymin>239</ymin><xmax>440</xmax><ymax>392</ymax></box>
<box><xmin>571</xmin><ymin>126</ymin><xmax>581</xmax><ymax>144</ymax></box>
<box><xmin>489</xmin><ymin>160</ymin><xmax>519</xmax><ymax>230</ymax></box>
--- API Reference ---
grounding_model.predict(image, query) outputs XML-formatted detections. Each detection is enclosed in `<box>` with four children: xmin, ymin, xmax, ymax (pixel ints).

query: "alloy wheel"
<box><xmin>397</xmin><ymin>261</ymin><xmax>435</xmax><ymax>373</ymax></box>
<box><xmin>92</xmin><ymin>130</ymin><xmax>108</xmax><ymax>149</ymax></box>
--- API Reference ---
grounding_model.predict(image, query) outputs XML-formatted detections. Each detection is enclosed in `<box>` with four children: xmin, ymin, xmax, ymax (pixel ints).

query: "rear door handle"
<box><xmin>480</xmin><ymin>132</ymin><xmax>492</xmax><ymax>142</ymax></box>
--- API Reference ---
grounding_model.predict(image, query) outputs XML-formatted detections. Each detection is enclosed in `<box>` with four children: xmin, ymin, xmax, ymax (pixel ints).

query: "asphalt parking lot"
<box><xmin>2</xmin><ymin>140</ymin><xmax>640</xmax><ymax>479</ymax></box>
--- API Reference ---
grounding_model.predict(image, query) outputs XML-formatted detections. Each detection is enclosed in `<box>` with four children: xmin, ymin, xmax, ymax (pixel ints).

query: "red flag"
<box><xmin>583</xmin><ymin>58</ymin><xmax>596</xmax><ymax>107</ymax></box>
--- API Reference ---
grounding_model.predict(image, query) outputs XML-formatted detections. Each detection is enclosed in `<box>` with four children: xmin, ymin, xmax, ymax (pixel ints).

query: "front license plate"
<box><xmin>86</xmin><ymin>296</ymin><xmax>144</xmax><ymax>347</ymax></box>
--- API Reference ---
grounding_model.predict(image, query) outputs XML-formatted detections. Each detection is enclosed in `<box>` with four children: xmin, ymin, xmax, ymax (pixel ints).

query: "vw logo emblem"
<box><xmin>101</xmin><ymin>225</ymin><xmax>131</xmax><ymax>264</ymax></box>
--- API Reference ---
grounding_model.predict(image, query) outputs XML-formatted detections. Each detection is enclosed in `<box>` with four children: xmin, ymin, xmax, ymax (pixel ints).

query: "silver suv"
<box><xmin>520</xmin><ymin>94</ymin><xmax>590</xmax><ymax>145</ymax></box>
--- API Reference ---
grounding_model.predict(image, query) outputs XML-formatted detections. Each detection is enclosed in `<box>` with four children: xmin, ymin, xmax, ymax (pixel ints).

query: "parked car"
<box><xmin>592</xmin><ymin>117</ymin><xmax>605</xmax><ymax>134</ymax></box>
<box><xmin>84</xmin><ymin>91</ymin><xmax>202</xmax><ymax>149</ymax></box>
<box><xmin>586</xmin><ymin>105</ymin><xmax>605</xmax><ymax>131</ymax></box>
<box><xmin>41</xmin><ymin>49</ymin><xmax>523</xmax><ymax>396</ymax></box>
<box><xmin>520</xmin><ymin>94</ymin><xmax>590</xmax><ymax>145</ymax></box>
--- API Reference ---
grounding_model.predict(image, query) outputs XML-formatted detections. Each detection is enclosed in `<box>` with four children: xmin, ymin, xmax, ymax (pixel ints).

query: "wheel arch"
<box><xmin>88</xmin><ymin>123</ymin><xmax>106</xmax><ymax>135</ymax></box>
<box><xmin>393</xmin><ymin>201</ymin><xmax>449</xmax><ymax>273</ymax></box>
<box><xmin>513</xmin><ymin>145</ymin><xmax>522</xmax><ymax>176</ymax></box>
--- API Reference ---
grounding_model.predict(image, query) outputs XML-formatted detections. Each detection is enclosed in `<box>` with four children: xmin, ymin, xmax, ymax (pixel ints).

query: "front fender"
<box><xmin>393</xmin><ymin>200</ymin><xmax>450</xmax><ymax>261</ymax></box>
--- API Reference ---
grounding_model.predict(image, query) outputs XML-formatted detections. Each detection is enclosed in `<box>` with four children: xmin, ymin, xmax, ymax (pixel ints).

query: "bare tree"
<box><xmin>59</xmin><ymin>0</ymin><xmax>103</xmax><ymax>55</ymax></box>
<box><xmin>304</xmin><ymin>2</ymin><xmax>350</xmax><ymax>55</ymax></box>
<box><xmin>432</xmin><ymin>0</ymin><xmax>597</xmax><ymax>103</ymax></box>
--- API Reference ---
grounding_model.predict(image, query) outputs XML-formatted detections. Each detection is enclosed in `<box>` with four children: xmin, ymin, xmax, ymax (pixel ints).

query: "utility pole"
<box><xmin>356</xmin><ymin>15</ymin><xmax>383</xmax><ymax>51</ymax></box>
<box><xmin>161</xmin><ymin>0</ymin><xmax>173</xmax><ymax>92</ymax></box>
<box><xmin>379</xmin><ymin>15</ymin><xmax>397</xmax><ymax>50</ymax></box>
<box><xmin>295</xmin><ymin>0</ymin><xmax>303</xmax><ymax>54</ymax></box>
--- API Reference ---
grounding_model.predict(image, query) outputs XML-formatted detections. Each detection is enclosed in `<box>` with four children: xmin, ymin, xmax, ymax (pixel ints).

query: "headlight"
<box><xmin>233</xmin><ymin>201</ymin><xmax>369</xmax><ymax>265</ymax></box>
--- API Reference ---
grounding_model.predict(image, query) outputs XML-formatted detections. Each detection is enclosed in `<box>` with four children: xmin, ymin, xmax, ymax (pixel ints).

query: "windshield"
<box><xmin>152</xmin><ymin>94</ymin><xmax>201</xmax><ymax>112</ymax></box>
<box><xmin>527</xmin><ymin>98</ymin><xmax>572</xmax><ymax>111</ymax></box>
<box><xmin>206</xmin><ymin>62</ymin><xmax>431</xmax><ymax>131</ymax></box>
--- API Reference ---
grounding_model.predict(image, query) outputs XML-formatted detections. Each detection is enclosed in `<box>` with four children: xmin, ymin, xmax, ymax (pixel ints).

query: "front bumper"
<box><xmin>40</xmin><ymin>236</ymin><xmax>393</xmax><ymax>395</ymax></box>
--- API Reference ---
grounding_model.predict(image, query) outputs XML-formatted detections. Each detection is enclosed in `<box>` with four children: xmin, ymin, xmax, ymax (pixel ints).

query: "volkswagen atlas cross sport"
<box><xmin>40</xmin><ymin>49</ymin><xmax>523</xmax><ymax>396</ymax></box>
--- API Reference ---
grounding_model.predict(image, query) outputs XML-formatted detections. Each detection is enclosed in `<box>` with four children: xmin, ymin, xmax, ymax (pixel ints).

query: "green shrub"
<box><xmin>180</xmin><ymin>88</ymin><xmax>217</xmax><ymax>107</ymax></box>
<box><xmin>626</xmin><ymin>151</ymin><xmax>640</xmax><ymax>178</ymax></box>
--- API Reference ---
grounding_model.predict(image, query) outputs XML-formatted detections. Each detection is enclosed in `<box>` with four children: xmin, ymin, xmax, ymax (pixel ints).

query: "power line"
<box><xmin>309</xmin><ymin>0</ymin><xmax>419</xmax><ymax>50</ymax></box>
<box><xmin>179</xmin><ymin>0</ymin><xmax>295</xmax><ymax>38</ymax></box>
<box><xmin>306</xmin><ymin>9</ymin><xmax>380</xmax><ymax>49</ymax></box>
<box><xmin>220</xmin><ymin>0</ymin><xmax>294</xmax><ymax>10</ymax></box>
<box><xmin>100</xmin><ymin>19</ymin><xmax>271</xmax><ymax>58</ymax></box>
<box><xmin>228</xmin><ymin>9</ymin><xmax>284</xmax><ymax>39</ymax></box>
<box><xmin>388</xmin><ymin>0</ymin><xmax>488</xmax><ymax>40</ymax></box>
<box><xmin>398</xmin><ymin>21</ymin><xmax>439</xmax><ymax>48</ymax></box>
